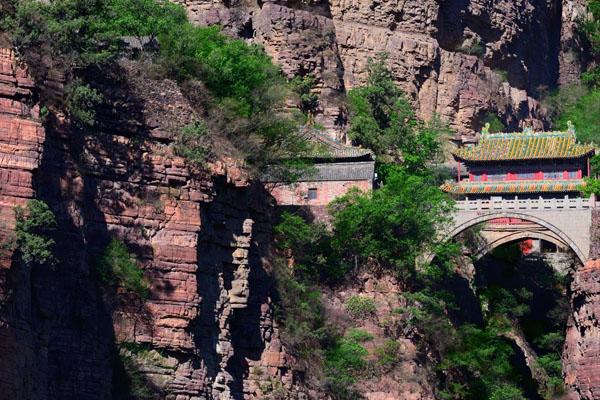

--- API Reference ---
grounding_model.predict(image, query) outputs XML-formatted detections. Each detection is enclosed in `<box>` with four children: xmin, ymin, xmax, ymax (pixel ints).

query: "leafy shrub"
<box><xmin>375</xmin><ymin>339</ymin><xmax>401</xmax><ymax>367</ymax></box>
<box><xmin>345</xmin><ymin>296</ymin><xmax>376</xmax><ymax>319</ymax></box>
<box><xmin>3</xmin><ymin>0</ymin><xmax>311</xmax><ymax>180</ymax></box>
<box><xmin>107</xmin><ymin>0</ymin><xmax>186</xmax><ymax>43</ymax></box>
<box><xmin>345</xmin><ymin>328</ymin><xmax>374</xmax><ymax>342</ymax></box>
<box><xmin>97</xmin><ymin>238</ymin><xmax>150</xmax><ymax>299</ymax></box>
<box><xmin>494</xmin><ymin>69</ymin><xmax>509</xmax><ymax>82</ymax></box>
<box><xmin>272</xmin><ymin>256</ymin><xmax>329</xmax><ymax>360</ymax></box>
<box><xmin>173</xmin><ymin>121</ymin><xmax>209</xmax><ymax>165</ymax></box>
<box><xmin>554</xmin><ymin>89</ymin><xmax>600</xmax><ymax>143</ymax></box>
<box><xmin>438</xmin><ymin>325</ymin><xmax>526</xmax><ymax>400</ymax></box>
<box><xmin>14</xmin><ymin>199</ymin><xmax>57</xmax><ymax>265</ymax></box>
<box><xmin>325</xmin><ymin>336</ymin><xmax>368</xmax><ymax>389</ymax></box>
<box><xmin>488</xmin><ymin>384</ymin><xmax>526</xmax><ymax>400</ymax></box>
<box><xmin>65</xmin><ymin>80</ymin><xmax>103</xmax><ymax>127</ymax></box>
<box><xmin>274</xmin><ymin>212</ymin><xmax>346</xmax><ymax>281</ymax></box>
<box><xmin>2</xmin><ymin>0</ymin><xmax>122</xmax><ymax>70</ymax></box>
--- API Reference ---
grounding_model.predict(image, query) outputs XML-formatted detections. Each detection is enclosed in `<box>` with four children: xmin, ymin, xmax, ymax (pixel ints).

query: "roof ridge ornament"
<box><xmin>523</xmin><ymin>126</ymin><xmax>533</xmax><ymax>134</ymax></box>
<box><xmin>482</xmin><ymin>122</ymin><xmax>490</xmax><ymax>136</ymax></box>
<box><xmin>567</xmin><ymin>120</ymin><xmax>576</xmax><ymax>135</ymax></box>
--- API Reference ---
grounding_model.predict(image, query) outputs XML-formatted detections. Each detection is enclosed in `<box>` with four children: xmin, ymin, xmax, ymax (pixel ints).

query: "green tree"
<box><xmin>106</xmin><ymin>0</ymin><xmax>186</xmax><ymax>43</ymax></box>
<box><xmin>329</xmin><ymin>167</ymin><xmax>454</xmax><ymax>274</ymax></box>
<box><xmin>14</xmin><ymin>199</ymin><xmax>57</xmax><ymax>265</ymax></box>
<box><xmin>97</xmin><ymin>238</ymin><xmax>150</xmax><ymax>299</ymax></box>
<box><xmin>347</xmin><ymin>55</ymin><xmax>447</xmax><ymax>168</ymax></box>
<box><xmin>3</xmin><ymin>0</ymin><xmax>121</xmax><ymax>69</ymax></box>
<box><xmin>65</xmin><ymin>79</ymin><xmax>103</xmax><ymax>127</ymax></box>
<box><xmin>439</xmin><ymin>325</ymin><xmax>526</xmax><ymax>400</ymax></box>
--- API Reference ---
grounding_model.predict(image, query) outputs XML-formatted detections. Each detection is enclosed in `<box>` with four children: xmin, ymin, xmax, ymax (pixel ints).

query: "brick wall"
<box><xmin>270</xmin><ymin>179</ymin><xmax>372</xmax><ymax>220</ymax></box>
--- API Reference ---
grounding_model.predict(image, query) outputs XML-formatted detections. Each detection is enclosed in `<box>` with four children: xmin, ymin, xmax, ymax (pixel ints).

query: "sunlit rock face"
<box><xmin>0</xmin><ymin>53</ymin><xmax>303</xmax><ymax>399</ymax></box>
<box><xmin>176</xmin><ymin>0</ymin><xmax>587</xmax><ymax>141</ymax></box>
<box><xmin>563</xmin><ymin>210</ymin><xmax>600</xmax><ymax>400</ymax></box>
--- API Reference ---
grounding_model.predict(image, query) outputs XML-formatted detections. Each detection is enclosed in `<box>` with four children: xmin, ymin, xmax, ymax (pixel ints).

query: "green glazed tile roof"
<box><xmin>452</xmin><ymin>127</ymin><xmax>594</xmax><ymax>162</ymax></box>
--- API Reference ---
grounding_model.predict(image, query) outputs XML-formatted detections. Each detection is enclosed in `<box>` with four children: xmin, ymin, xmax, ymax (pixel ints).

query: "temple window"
<box><xmin>308</xmin><ymin>188</ymin><xmax>318</xmax><ymax>200</ymax></box>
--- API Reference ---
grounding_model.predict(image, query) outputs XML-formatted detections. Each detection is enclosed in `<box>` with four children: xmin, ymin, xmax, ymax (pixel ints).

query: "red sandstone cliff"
<box><xmin>175</xmin><ymin>0</ymin><xmax>589</xmax><ymax>141</ymax></box>
<box><xmin>0</xmin><ymin>50</ymin><xmax>305</xmax><ymax>399</ymax></box>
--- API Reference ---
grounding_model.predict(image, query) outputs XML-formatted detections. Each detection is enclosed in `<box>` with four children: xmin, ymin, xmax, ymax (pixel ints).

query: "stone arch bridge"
<box><xmin>440</xmin><ymin>197</ymin><xmax>595</xmax><ymax>264</ymax></box>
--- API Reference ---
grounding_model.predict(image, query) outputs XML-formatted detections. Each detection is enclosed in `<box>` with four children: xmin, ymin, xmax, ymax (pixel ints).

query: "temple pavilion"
<box><xmin>441</xmin><ymin>122</ymin><xmax>596</xmax><ymax>199</ymax></box>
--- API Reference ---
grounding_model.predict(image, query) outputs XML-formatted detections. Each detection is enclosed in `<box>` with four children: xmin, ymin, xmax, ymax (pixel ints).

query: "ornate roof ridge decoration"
<box><xmin>453</xmin><ymin>122</ymin><xmax>594</xmax><ymax>162</ymax></box>
<box><xmin>441</xmin><ymin>179</ymin><xmax>586</xmax><ymax>194</ymax></box>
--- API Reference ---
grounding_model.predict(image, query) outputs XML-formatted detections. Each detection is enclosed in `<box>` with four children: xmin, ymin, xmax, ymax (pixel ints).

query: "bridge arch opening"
<box><xmin>447</xmin><ymin>212</ymin><xmax>587</xmax><ymax>264</ymax></box>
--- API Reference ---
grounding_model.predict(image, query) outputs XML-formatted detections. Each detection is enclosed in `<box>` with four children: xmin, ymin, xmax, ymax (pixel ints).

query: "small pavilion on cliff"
<box><xmin>441</xmin><ymin>122</ymin><xmax>596</xmax><ymax>199</ymax></box>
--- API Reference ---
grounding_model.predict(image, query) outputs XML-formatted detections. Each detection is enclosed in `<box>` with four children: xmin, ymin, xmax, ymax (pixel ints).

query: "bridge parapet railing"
<box><xmin>456</xmin><ymin>197</ymin><xmax>593</xmax><ymax>211</ymax></box>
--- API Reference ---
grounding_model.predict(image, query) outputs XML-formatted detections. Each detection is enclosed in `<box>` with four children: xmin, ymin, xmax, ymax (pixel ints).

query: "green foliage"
<box><xmin>495</xmin><ymin>69</ymin><xmax>509</xmax><ymax>82</ymax></box>
<box><xmin>555</xmin><ymin>88</ymin><xmax>600</xmax><ymax>143</ymax></box>
<box><xmin>456</xmin><ymin>41</ymin><xmax>485</xmax><ymax>56</ymax></box>
<box><xmin>345</xmin><ymin>296</ymin><xmax>376</xmax><ymax>319</ymax></box>
<box><xmin>290</xmin><ymin>75</ymin><xmax>319</xmax><ymax>119</ymax></box>
<box><xmin>14</xmin><ymin>199</ymin><xmax>56</xmax><ymax>265</ymax></box>
<box><xmin>583</xmin><ymin>0</ymin><xmax>600</xmax><ymax>54</ymax></box>
<box><xmin>272</xmin><ymin>256</ymin><xmax>330</xmax><ymax>360</ymax></box>
<box><xmin>547</xmin><ymin>2</ymin><xmax>600</xmax><ymax>143</ymax></box>
<box><xmin>156</xmin><ymin>24</ymin><xmax>281</xmax><ymax>117</ymax></box>
<box><xmin>375</xmin><ymin>339</ymin><xmax>401</xmax><ymax>367</ymax></box>
<box><xmin>329</xmin><ymin>166</ymin><xmax>454</xmax><ymax>274</ymax></box>
<box><xmin>582</xmin><ymin>177</ymin><xmax>600</xmax><ymax>196</ymax></box>
<box><xmin>481</xmin><ymin>112</ymin><xmax>506</xmax><ymax>133</ymax></box>
<box><xmin>65</xmin><ymin>79</ymin><xmax>103</xmax><ymax>127</ymax></box>
<box><xmin>324</xmin><ymin>335</ymin><xmax>368</xmax><ymax>393</ymax></box>
<box><xmin>173</xmin><ymin>121</ymin><xmax>208</xmax><ymax>166</ymax></box>
<box><xmin>345</xmin><ymin>328</ymin><xmax>374</xmax><ymax>342</ymax></box>
<box><xmin>347</xmin><ymin>55</ymin><xmax>448</xmax><ymax>168</ymax></box>
<box><xmin>106</xmin><ymin>0</ymin><xmax>186</xmax><ymax>42</ymax></box>
<box><xmin>156</xmin><ymin>23</ymin><xmax>312</xmax><ymax>176</ymax></box>
<box><xmin>113</xmin><ymin>346</ymin><xmax>153</xmax><ymax>400</ymax></box>
<box><xmin>438</xmin><ymin>325</ymin><xmax>526</xmax><ymax>400</ymax></box>
<box><xmin>2</xmin><ymin>0</ymin><xmax>121</xmax><ymax>69</ymax></box>
<box><xmin>98</xmin><ymin>238</ymin><xmax>150</xmax><ymax>299</ymax></box>
<box><xmin>479</xmin><ymin>286</ymin><xmax>532</xmax><ymax>320</ymax></box>
<box><xmin>273</xmin><ymin>212</ymin><xmax>345</xmax><ymax>281</ymax></box>
<box><xmin>3</xmin><ymin>0</ymin><xmax>311</xmax><ymax>179</ymax></box>
<box><xmin>488</xmin><ymin>384</ymin><xmax>527</xmax><ymax>400</ymax></box>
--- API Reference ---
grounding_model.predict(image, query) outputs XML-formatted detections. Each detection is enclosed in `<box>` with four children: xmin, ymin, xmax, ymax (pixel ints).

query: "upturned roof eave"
<box><xmin>451</xmin><ymin>148</ymin><xmax>595</xmax><ymax>163</ymax></box>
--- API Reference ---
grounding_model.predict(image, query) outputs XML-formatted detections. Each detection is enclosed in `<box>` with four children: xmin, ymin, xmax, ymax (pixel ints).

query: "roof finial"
<box><xmin>567</xmin><ymin>120</ymin><xmax>575</xmax><ymax>134</ymax></box>
<box><xmin>482</xmin><ymin>122</ymin><xmax>490</xmax><ymax>136</ymax></box>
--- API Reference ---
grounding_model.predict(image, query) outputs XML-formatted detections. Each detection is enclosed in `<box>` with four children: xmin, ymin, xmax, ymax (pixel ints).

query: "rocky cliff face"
<box><xmin>176</xmin><ymin>0</ymin><xmax>588</xmax><ymax>141</ymax></box>
<box><xmin>0</xmin><ymin>51</ymin><xmax>302</xmax><ymax>399</ymax></box>
<box><xmin>563</xmin><ymin>210</ymin><xmax>600</xmax><ymax>400</ymax></box>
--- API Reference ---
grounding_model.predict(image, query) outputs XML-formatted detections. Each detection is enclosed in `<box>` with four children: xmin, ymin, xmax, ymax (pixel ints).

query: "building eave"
<box><xmin>441</xmin><ymin>179</ymin><xmax>586</xmax><ymax>195</ymax></box>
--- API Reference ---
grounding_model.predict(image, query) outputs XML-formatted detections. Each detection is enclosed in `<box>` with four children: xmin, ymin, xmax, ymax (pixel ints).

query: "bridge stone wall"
<box><xmin>449</xmin><ymin>199</ymin><xmax>593</xmax><ymax>263</ymax></box>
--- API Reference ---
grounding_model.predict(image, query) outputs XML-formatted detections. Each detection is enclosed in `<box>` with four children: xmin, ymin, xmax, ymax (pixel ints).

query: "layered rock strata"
<box><xmin>0</xmin><ymin>52</ymin><xmax>301</xmax><ymax>399</ymax></box>
<box><xmin>176</xmin><ymin>0</ymin><xmax>587</xmax><ymax>141</ymax></box>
